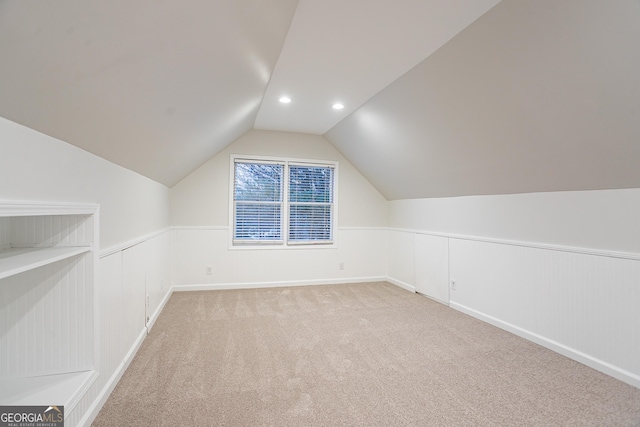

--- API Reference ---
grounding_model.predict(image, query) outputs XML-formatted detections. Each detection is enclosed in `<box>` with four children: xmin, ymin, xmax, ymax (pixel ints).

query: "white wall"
<box><xmin>4</xmin><ymin>111</ymin><xmax>638</xmax><ymax>425</ymax></box>
<box><xmin>326</xmin><ymin>0</ymin><xmax>640</xmax><ymax>200</ymax></box>
<box><xmin>390</xmin><ymin>189</ymin><xmax>640</xmax><ymax>254</ymax></box>
<box><xmin>0</xmin><ymin>117</ymin><xmax>172</xmax><ymax>426</ymax></box>
<box><xmin>171</xmin><ymin>129</ymin><xmax>387</xmax><ymax>227</ymax></box>
<box><xmin>0</xmin><ymin>118</ymin><xmax>169</xmax><ymax>250</ymax></box>
<box><xmin>170</xmin><ymin>130</ymin><xmax>389</xmax><ymax>287</ymax></box>
<box><xmin>387</xmin><ymin>189</ymin><xmax>640</xmax><ymax>388</ymax></box>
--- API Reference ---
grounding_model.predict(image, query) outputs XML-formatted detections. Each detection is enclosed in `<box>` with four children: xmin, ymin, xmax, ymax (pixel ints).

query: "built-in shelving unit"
<box><xmin>0</xmin><ymin>246</ymin><xmax>91</xmax><ymax>280</ymax></box>
<box><xmin>0</xmin><ymin>370</ymin><xmax>99</xmax><ymax>409</ymax></box>
<box><xmin>0</xmin><ymin>201</ymin><xmax>99</xmax><ymax>412</ymax></box>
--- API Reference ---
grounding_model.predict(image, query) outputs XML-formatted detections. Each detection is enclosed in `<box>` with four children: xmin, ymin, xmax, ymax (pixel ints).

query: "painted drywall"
<box><xmin>326</xmin><ymin>0</ymin><xmax>640</xmax><ymax>200</ymax></box>
<box><xmin>390</xmin><ymin>189</ymin><xmax>640</xmax><ymax>254</ymax></box>
<box><xmin>170</xmin><ymin>129</ymin><xmax>388</xmax><ymax>227</ymax></box>
<box><xmin>0</xmin><ymin>116</ymin><xmax>170</xmax><ymax>249</ymax></box>
<box><xmin>0</xmin><ymin>1</ymin><xmax>299</xmax><ymax>187</ymax></box>
<box><xmin>169</xmin><ymin>130</ymin><xmax>388</xmax><ymax>287</ymax></box>
<box><xmin>0</xmin><ymin>116</ymin><xmax>172</xmax><ymax>426</ymax></box>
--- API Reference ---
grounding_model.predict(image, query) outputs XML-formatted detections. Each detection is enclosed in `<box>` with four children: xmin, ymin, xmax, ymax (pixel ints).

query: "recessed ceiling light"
<box><xmin>279</xmin><ymin>96</ymin><xmax>292</xmax><ymax>104</ymax></box>
<box><xmin>332</xmin><ymin>103</ymin><xmax>344</xmax><ymax>110</ymax></box>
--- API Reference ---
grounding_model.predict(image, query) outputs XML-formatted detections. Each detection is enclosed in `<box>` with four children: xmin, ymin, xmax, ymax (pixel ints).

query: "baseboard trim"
<box><xmin>146</xmin><ymin>287</ymin><xmax>173</xmax><ymax>332</ymax></box>
<box><xmin>416</xmin><ymin>291</ymin><xmax>449</xmax><ymax>306</ymax></box>
<box><xmin>171</xmin><ymin>276</ymin><xmax>388</xmax><ymax>292</ymax></box>
<box><xmin>79</xmin><ymin>327</ymin><xmax>149</xmax><ymax>427</ymax></box>
<box><xmin>385</xmin><ymin>277</ymin><xmax>416</xmax><ymax>293</ymax></box>
<box><xmin>450</xmin><ymin>302</ymin><xmax>640</xmax><ymax>390</ymax></box>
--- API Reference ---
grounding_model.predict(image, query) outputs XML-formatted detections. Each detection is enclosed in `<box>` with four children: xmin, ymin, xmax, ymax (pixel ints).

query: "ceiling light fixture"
<box><xmin>332</xmin><ymin>102</ymin><xmax>344</xmax><ymax>110</ymax></box>
<box><xmin>279</xmin><ymin>96</ymin><xmax>292</xmax><ymax>104</ymax></box>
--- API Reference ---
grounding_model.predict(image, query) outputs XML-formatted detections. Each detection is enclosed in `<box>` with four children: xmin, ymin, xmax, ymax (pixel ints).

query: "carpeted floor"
<box><xmin>92</xmin><ymin>282</ymin><xmax>640</xmax><ymax>426</ymax></box>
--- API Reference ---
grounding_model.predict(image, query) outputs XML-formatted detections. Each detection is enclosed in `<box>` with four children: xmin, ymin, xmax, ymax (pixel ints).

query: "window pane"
<box><xmin>289</xmin><ymin>205</ymin><xmax>332</xmax><ymax>241</ymax></box>
<box><xmin>232</xmin><ymin>158</ymin><xmax>335</xmax><ymax>246</ymax></box>
<box><xmin>235</xmin><ymin>162</ymin><xmax>282</xmax><ymax>202</ymax></box>
<box><xmin>235</xmin><ymin>203</ymin><xmax>281</xmax><ymax>241</ymax></box>
<box><xmin>289</xmin><ymin>166</ymin><xmax>333</xmax><ymax>203</ymax></box>
<box><xmin>234</xmin><ymin>161</ymin><xmax>283</xmax><ymax>243</ymax></box>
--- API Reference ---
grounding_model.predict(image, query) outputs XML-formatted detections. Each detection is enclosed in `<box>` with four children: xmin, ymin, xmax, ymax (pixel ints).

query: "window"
<box><xmin>231</xmin><ymin>156</ymin><xmax>337</xmax><ymax>247</ymax></box>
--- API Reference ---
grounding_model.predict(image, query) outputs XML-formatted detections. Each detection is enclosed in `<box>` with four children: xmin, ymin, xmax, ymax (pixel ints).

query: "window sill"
<box><xmin>229</xmin><ymin>242</ymin><xmax>337</xmax><ymax>250</ymax></box>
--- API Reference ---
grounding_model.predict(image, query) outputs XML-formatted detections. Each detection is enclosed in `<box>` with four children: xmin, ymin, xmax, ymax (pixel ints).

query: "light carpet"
<box><xmin>92</xmin><ymin>282</ymin><xmax>640</xmax><ymax>426</ymax></box>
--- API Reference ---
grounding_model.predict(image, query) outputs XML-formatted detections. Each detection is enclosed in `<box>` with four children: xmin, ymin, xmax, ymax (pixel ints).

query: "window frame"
<box><xmin>229</xmin><ymin>154</ymin><xmax>339</xmax><ymax>250</ymax></box>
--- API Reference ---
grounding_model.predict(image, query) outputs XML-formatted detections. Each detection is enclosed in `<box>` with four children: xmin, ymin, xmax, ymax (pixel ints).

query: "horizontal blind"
<box><xmin>288</xmin><ymin>164</ymin><xmax>334</xmax><ymax>243</ymax></box>
<box><xmin>234</xmin><ymin>161</ymin><xmax>284</xmax><ymax>243</ymax></box>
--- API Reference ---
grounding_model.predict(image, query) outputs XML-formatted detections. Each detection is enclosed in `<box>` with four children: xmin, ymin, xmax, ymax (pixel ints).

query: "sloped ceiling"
<box><xmin>254</xmin><ymin>0</ymin><xmax>501</xmax><ymax>134</ymax></box>
<box><xmin>0</xmin><ymin>0</ymin><xmax>298</xmax><ymax>186</ymax></box>
<box><xmin>326</xmin><ymin>0</ymin><xmax>640</xmax><ymax>199</ymax></box>
<box><xmin>1</xmin><ymin>0</ymin><xmax>639</xmax><ymax>200</ymax></box>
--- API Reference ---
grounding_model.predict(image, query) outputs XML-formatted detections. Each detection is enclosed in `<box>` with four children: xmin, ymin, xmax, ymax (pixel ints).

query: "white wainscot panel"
<box><xmin>96</xmin><ymin>253</ymin><xmax>126</xmax><ymax>382</ymax></box>
<box><xmin>387</xmin><ymin>230</ymin><xmax>415</xmax><ymax>291</ymax></box>
<box><xmin>414</xmin><ymin>234</ymin><xmax>449</xmax><ymax>304</ymax></box>
<box><xmin>449</xmin><ymin>238</ymin><xmax>640</xmax><ymax>387</ymax></box>
<box><xmin>171</xmin><ymin>229</ymin><xmax>231</xmax><ymax>286</ymax></box>
<box><xmin>121</xmin><ymin>244</ymin><xmax>150</xmax><ymax>350</ymax></box>
<box><xmin>171</xmin><ymin>228</ymin><xmax>386</xmax><ymax>288</ymax></box>
<box><xmin>336</xmin><ymin>228</ymin><xmax>387</xmax><ymax>280</ymax></box>
<box><xmin>78</xmin><ymin>232</ymin><xmax>172</xmax><ymax>427</ymax></box>
<box><xmin>143</xmin><ymin>232</ymin><xmax>171</xmax><ymax>329</ymax></box>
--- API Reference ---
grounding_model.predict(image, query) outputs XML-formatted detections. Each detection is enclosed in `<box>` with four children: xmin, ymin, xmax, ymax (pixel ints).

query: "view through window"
<box><xmin>232</xmin><ymin>157</ymin><xmax>336</xmax><ymax>246</ymax></box>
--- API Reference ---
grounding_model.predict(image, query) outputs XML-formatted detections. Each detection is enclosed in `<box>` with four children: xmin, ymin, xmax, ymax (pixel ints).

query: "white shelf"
<box><xmin>0</xmin><ymin>246</ymin><xmax>91</xmax><ymax>280</ymax></box>
<box><xmin>0</xmin><ymin>370</ymin><xmax>98</xmax><ymax>411</ymax></box>
<box><xmin>0</xmin><ymin>202</ymin><xmax>98</xmax><ymax>419</ymax></box>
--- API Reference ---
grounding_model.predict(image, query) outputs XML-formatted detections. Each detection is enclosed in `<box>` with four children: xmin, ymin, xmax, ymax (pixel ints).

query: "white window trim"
<box><xmin>229</xmin><ymin>154</ymin><xmax>339</xmax><ymax>250</ymax></box>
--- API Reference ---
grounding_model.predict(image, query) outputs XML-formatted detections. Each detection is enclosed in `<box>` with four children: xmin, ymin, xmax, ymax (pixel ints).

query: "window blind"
<box><xmin>232</xmin><ymin>158</ymin><xmax>336</xmax><ymax>247</ymax></box>
<box><xmin>288</xmin><ymin>165</ymin><xmax>334</xmax><ymax>243</ymax></box>
<box><xmin>233</xmin><ymin>161</ymin><xmax>284</xmax><ymax>243</ymax></box>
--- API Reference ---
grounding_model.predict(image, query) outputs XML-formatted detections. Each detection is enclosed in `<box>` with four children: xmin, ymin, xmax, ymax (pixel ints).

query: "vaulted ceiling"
<box><xmin>1</xmin><ymin>0</ymin><xmax>639</xmax><ymax>199</ymax></box>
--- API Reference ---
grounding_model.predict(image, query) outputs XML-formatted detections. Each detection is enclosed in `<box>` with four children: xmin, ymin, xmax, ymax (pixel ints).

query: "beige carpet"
<box><xmin>92</xmin><ymin>282</ymin><xmax>640</xmax><ymax>426</ymax></box>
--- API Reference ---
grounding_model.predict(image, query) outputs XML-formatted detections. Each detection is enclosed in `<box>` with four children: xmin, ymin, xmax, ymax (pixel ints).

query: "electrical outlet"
<box><xmin>339</xmin><ymin>262</ymin><xmax>344</xmax><ymax>270</ymax></box>
<box><xmin>450</xmin><ymin>280</ymin><xmax>456</xmax><ymax>290</ymax></box>
<box><xmin>206</xmin><ymin>266</ymin><xmax>212</xmax><ymax>275</ymax></box>
<box><xmin>146</xmin><ymin>294</ymin><xmax>150</xmax><ymax>307</ymax></box>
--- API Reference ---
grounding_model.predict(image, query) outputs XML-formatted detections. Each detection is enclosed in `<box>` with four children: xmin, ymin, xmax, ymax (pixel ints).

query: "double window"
<box><xmin>231</xmin><ymin>156</ymin><xmax>337</xmax><ymax>247</ymax></box>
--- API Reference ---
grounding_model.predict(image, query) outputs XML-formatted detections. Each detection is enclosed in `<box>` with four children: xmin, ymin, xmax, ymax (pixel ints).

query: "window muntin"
<box><xmin>232</xmin><ymin>157</ymin><xmax>336</xmax><ymax>247</ymax></box>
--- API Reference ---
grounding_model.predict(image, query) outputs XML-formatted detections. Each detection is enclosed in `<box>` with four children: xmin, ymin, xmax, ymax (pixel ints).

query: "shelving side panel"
<box><xmin>0</xmin><ymin>218</ymin><xmax>9</xmax><ymax>250</ymax></box>
<box><xmin>10</xmin><ymin>215</ymin><xmax>93</xmax><ymax>248</ymax></box>
<box><xmin>0</xmin><ymin>254</ymin><xmax>93</xmax><ymax>378</ymax></box>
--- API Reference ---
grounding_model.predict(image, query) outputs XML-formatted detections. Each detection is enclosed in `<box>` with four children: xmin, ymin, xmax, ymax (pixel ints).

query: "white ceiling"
<box><xmin>0</xmin><ymin>0</ymin><xmax>498</xmax><ymax>188</ymax></box>
<box><xmin>326</xmin><ymin>0</ymin><xmax>640</xmax><ymax>199</ymax></box>
<box><xmin>2</xmin><ymin>0</ymin><xmax>639</xmax><ymax>199</ymax></box>
<box><xmin>0</xmin><ymin>0</ymin><xmax>298</xmax><ymax>186</ymax></box>
<box><xmin>254</xmin><ymin>0</ymin><xmax>501</xmax><ymax>134</ymax></box>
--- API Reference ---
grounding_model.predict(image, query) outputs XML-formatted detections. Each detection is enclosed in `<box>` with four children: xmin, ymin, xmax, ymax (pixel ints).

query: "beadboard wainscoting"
<box><xmin>68</xmin><ymin>225</ymin><xmax>639</xmax><ymax>425</ymax></box>
<box><xmin>387</xmin><ymin>228</ymin><xmax>640</xmax><ymax>389</ymax></box>
<box><xmin>170</xmin><ymin>227</ymin><xmax>387</xmax><ymax>289</ymax></box>
<box><xmin>70</xmin><ymin>230</ymin><xmax>171</xmax><ymax>427</ymax></box>
<box><xmin>0</xmin><ymin>202</ymin><xmax>100</xmax><ymax>420</ymax></box>
<box><xmin>0</xmin><ymin>216</ymin><xmax>95</xmax><ymax>379</ymax></box>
